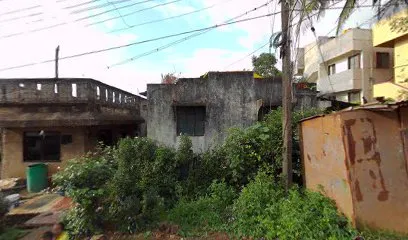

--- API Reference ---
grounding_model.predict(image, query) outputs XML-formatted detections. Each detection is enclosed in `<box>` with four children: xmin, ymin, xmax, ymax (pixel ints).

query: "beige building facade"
<box><xmin>297</xmin><ymin>28</ymin><xmax>393</xmax><ymax>103</ymax></box>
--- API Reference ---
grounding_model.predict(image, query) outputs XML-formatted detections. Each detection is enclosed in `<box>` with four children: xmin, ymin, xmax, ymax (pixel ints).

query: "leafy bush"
<box><xmin>53</xmin><ymin>145</ymin><xmax>115</xmax><ymax>236</ymax></box>
<box><xmin>167</xmin><ymin>181</ymin><xmax>236</xmax><ymax>236</ymax></box>
<box><xmin>231</xmin><ymin>172</ymin><xmax>355</xmax><ymax>240</ymax></box>
<box><xmin>223</xmin><ymin>107</ymin><xmax>322</xmax><ymax>187</ymax></box>
<box><xmin>108</xmin><ymin>137</ymin><xmax>164</xmax><ymax>232</ymax></box>
<box><xmin>231</xmin><ymin>172</ymin><xmax>284</xmax><ymax>238</ymax></box>
<box><xmin>0</xmin><ymin>193</ymin><xmax>9</xmax><ymax>232</ymax></box>
<box><xmin>276</xmin><ymin>189</ymin><xmax>355</xmax><ymax>240</ymax></box>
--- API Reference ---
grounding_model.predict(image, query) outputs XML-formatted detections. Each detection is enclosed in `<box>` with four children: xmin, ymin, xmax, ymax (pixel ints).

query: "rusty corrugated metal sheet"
<box><xmin>300</xmin><ymin>104</ymin><xmax>408</xmax><ymax>233</ymax></box>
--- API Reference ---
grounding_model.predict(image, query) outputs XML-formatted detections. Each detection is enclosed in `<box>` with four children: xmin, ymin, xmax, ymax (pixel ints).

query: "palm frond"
<box><xmin>336</xmin><ymin>0</ymin><xmax>357</xmax><ymax>34</ymax></box>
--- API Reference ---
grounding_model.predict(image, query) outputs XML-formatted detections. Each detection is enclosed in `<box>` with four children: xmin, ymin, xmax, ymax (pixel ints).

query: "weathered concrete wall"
<box><xmin>0</xmin><ymin>78</ymin><xmax>146</xmax><ymax>127</ymax></box>
<box><xmin>1</xmin><ymin>127</ymin><xmax>86</xmax><ymax>179</ymax></box>
<box><xmin>301</xmin><ymin>104</ymin><xmax>408</xmax><ymax>233</ymax></box>
<box><xmin>148</xmin><ymin>71</ymin><xmax>318</xmax><ymax>151</ymax></box>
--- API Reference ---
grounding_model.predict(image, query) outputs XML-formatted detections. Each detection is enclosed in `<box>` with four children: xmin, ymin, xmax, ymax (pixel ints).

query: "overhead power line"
<box><xmin>224</xmin><ymin>42</ymin><xmax>270</xmax><ymax>70</ymax></box>
<box><xmin>85</xmin><ymin>0</ymin><xmax>182</xmax><ymax>27</ymax></box>
<box><xmin>0</xmin><ymin>4</ymin><xmax>41</xmax><ymax>16</ymax></box>
<box><xmin>101</xmin><ymin>3</ymin><xmax>396</xmax><ymax>67</ymax></box>
<box><xmin>0</xmin><ymin>0</ymin><xmax>172</xmax><ymax>39</ymax></box>
<box><xmin>108</xmin><ymin>1</ymin><xmax>273</xmax><ymax>67</ymax></box>
<box><xmin>0</xmin><ymin>7</ymin><xmax>279</xmax><ymax>72</ymax></box>
<box><xmin>108</xmin><ymin>1</ymin><xmax>227</xmax><ymax>33</ymax></box>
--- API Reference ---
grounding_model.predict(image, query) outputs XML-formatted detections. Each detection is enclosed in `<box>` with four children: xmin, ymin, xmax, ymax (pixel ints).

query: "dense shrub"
<box><xmin>167</xmin><ymin>181</ymin><xmax>236</xmax><ymax>236</ymax></box>
<box><xmin>231</xmin><ymin>172</ymin><xmax>284</xmax><ymax>238</ymax></box>
<box><xmin>54</xmin><ymin>108</ymin><xmax>358</xmax><ymax>239</ymax></box>
<box><xmin>53</xmin><ymin>145</ymin><xmax>115</xmax><ymax>236</ymax></box>
<box><xmin>223</xmin><ymin>107</ymin><xmax>322</xmax><ymax>187</ymax></box>
<box><xmin>231</xmin><ymin>172</ymin><xmax>355</xmax><ymax>240</ymax></box>
<box><xmin>108</xmin><ymin>137</ymin><xmax>166</xmax><ymax>232</ymax></box>
<box><xmin>0</xmin><ymin>193</ymin><xmax>9</xmax><ymax>232</ymax></box>
<box><xmin>275</xmin><ymin>189</ymin><xmax>355</xmax><ymax>240</ymax></box>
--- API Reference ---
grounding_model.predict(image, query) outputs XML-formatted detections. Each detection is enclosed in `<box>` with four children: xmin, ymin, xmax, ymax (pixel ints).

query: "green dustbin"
<box><xmin>26</xmin><ymin>163</ymin><xmax>48</xmax><ymax>193</ymax></box>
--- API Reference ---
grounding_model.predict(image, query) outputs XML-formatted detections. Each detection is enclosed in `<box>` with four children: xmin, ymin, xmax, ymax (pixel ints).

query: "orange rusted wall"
<box><xmin>341</xmin><ymin>110</ymin><xmax>408</xmax><ymax>232</ymax></box>
<box><xmin>301</xmin><ymin>113</ymin><xmax>355</xmax><ymax>222</ymax></box>
<box><xmin>300</xmin><ymin>105</ymin><xmax>408</xmax><ymax>233</ymax></box>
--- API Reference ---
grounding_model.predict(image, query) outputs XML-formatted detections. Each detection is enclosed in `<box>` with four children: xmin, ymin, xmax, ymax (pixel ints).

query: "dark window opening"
<box><xmin>24</xmin><ymin>131</ymin><xmax>61</xmax><ymax>162</ymax></box>
<box><xmin>176</xmin><ymin>106</ymin><xmax>206</xmax><ymax>136</ymax></box>
<box><xmin>258</xmin><ymin>105</ymin><xmax>278</xmax><ymax>121</ymax></box>
<box><xmin>61</xmin><ymin>135</ymin><xmax>73</xmax><ymax>145</ymax></box>
<box><xmin>97</xmin><ymin>130</ymin><xmax>113</xmax><ymax>146</ymax></box>
<box><xmin>348</xmin><ymin>54</ymin><xmax>361</xmax><ymax>69</ymax></box>
<box><xmin>376</xmin><ymin>52</ymin><xmax>390</xmax><ymax>69</ymax></box>
<box><xmin>328</xmin><ymin>64</ymin><xmax>336</xmax><ymax>75</ymax></box>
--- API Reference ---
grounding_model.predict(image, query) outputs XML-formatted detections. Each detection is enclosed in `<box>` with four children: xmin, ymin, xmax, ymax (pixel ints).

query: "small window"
<box><xmin>112</xmin><ymin>92</ymin><xmax>115</xmax><ymax>103</ymax></box>
<box><xmin>176</xmin><ymin>106</ymin><xmax>206</xmax><ymax>136</ymax></box>
<box><xmin>19</xmin><ymin>83</ymin><xmax>25</xmax><ymax>88</ymax></box>
<box><xmin>61</xmin><ymin>135</ymin><xmax>73</xmax><ymax>145</ymax></box>
<box><xmin>105</xmin><ymin>89</ymin><xmax>108</xmax><ymax>101</ymax></box>
<box><xmin>72</xmin><ymin>83</ymin><xmax>77</xmax><ymax>97</ymax></box>
<box><xmin>348</xmin><ymin>54</ymin><xmax>361</xmax><ymax>69</ymax></box>
<box><xmin>376</xmin><ymin>52</ymin><xmax>390</xmax><ymax>69</ymax></box>
<box><xmin>36</xmin><ymin>83</ymin><xmax>42</xmax><ymax>91</ymax></box>
<box><xmin>328</xmin><ymin>64</ymin><xmax>336</xmax><ymax>75</ymax></box>
<box><xmin>96</xmin><ymin>86</ymin><xmax>100</xmax><ymax>100</ymax></box>
<box><xmin>24</xmin><ymin>131</ymin><xmax>61</xmax><ymax>162</ymax></box>
<box><xmin>54</xmin><ymin>84</ymin><xmax>58</xmax><ymax>94</ymax></box>
<box><xmin>348</xmin><ymin>91</ymin><xmax>361</xmax><ymax>103</ymax></box>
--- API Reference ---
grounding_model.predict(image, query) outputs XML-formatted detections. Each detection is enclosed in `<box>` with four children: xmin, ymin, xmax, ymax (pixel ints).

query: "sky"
<box><xmin>0</xmin><ymin>0</ymin><xmax>377</xmax><ymax>93</ymax></box>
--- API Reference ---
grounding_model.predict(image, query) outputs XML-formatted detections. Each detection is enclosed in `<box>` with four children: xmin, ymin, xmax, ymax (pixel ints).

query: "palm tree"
<box><xmin>294</xmin><ymin>0</ymin><xmax>408</xmax><ymax>37</ymax></box>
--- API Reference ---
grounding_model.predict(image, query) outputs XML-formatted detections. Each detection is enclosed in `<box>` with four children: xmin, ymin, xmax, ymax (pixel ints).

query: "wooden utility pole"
<box><xmin>55</xmin><ymin>45</ymin><xmax>60</xmax><ymax>79</ymax></box>
<box><xmin>281</xmin><ymin>0</ymin><xmax>293</xmax><ymax>190</ymax></box>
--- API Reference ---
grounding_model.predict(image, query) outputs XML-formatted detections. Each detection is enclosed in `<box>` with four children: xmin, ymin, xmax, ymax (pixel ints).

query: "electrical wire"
<box><xmin>109</xmin><ymin>1</ymin><xmax>387</xmax><ymax>68</ymax></box>
<box><xmin>85</xmin><ymin>0</ymin><xmax>182</xmax><ymax>27</ymax></box>
<box><xmin>0</xmin><ymin>7</ymin><xmax>278</xmax><ymax>72</ymax></box>
<box><xmin>0</xmin><ymin>0</ymin><xmax>170</xmax><ymax>40</ymax></box>
<box><xmin>108</xmin><ymin>0</ymin><xmax>228</xmax><ymax>33</ymax></box>
<box><xmin>108</xmin><ymin>1</ymin><xmax>273</xmax><ymax>68</ymax></box>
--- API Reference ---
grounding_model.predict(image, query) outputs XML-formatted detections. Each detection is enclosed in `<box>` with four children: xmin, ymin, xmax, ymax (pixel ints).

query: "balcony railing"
<box><xmin>0</xmin><ymin>78</ymin><xmax>142</xmax><ymax>111</ymax></box>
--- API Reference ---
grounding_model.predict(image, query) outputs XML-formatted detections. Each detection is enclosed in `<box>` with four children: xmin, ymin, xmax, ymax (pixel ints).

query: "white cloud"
<box><xmin>0</xmin><ymin>0</ymin><xmax>378</xmax><ymax>94</ymax></box>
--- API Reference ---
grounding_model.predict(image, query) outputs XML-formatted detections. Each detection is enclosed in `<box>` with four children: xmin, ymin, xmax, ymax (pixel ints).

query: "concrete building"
<box><xmin>0</xmin><ymin>78</ymin><xmax>146</xmax><ymax>178</ymax></box>
<box><xmin>295</xmin><ymin>36</ymin><xmax>333</xmax><ymax>83</ymax></box>
<box><xmin>296</xmin><ymin>28</ymin><xmax>393</xmax><ymax>103</ymax></box>
<box><xmin>373</xmin><ymin>9</ymin><xmax>408</xmax><ymax>100</ymax></box>
<box><xmin>147</xmin><ymin>71</ymin><xmax>318</xmax><ymax>152</ymax></box>
<box><xmin>299</xmin><ymin>101</ymin><xmax>408</xmax><ymax>233</ymax></box>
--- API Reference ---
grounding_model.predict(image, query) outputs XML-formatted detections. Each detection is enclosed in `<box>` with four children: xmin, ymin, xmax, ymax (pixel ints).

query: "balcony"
<box><xmin>317</xmin><ymin>69</ymin><xmax>362</xmax><ymax>94</ymax></box>
<box><xmin>0</xmin><ymin>78</ymin><xmax>145</xmax><ymax>127</ymax></box>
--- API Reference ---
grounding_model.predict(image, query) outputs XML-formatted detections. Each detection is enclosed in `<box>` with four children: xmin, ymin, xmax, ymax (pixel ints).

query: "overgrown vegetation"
<box><xmin>54</xmin><ymin>107</ymin><xmax>399</xmax><ymax>239</ymax></box>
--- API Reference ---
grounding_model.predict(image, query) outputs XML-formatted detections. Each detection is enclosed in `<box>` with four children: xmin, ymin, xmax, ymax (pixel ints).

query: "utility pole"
<box><xmin>55</xmin><ymin>45</ymin><xmax>60</xmax><ymax>79</ymax></box>
<box><xmin>281</xmin><ymin>0</ymin><xmax>293</xmax><ymax>191</ymax></box>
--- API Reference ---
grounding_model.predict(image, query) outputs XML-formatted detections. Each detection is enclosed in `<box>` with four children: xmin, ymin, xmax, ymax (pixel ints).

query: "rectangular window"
<box><xmin>328</xmin><ymin>64</ymin><xmax>336</xmax><ymax>75</ymax></box>
<box><xmin>176</xmin><ymin>106</ymin><xmax>206</xmax><ymax>136</ymax></box>
<box><xmin>348</xmin><ymin>54</ymin><xmax>361</xmax><ymax>69</ymax></box>
<box><xmin>376</xmin><ymin>52</ymin><xmax>390</xmax><ymax>68</ymax></box>
<box><xmin>24</xmin><ymin>131</ymin><xmax>61</xmax><ymax>162</ymax></box>
<box><xmin>348</xmin><ymin>91</ymin><xmax>361</xmax><ymax>103</ymax></box>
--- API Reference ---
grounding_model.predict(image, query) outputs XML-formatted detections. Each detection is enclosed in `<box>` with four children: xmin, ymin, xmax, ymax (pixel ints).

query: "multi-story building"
<box><xmin>296</xmin><ymin>28</ymin><xmax>394</xmax><ymax>103</ymax></box>
<box><xmin>372</xmin><ymin>9</ymin><xmax>408</xmax><ymax>100</ymax></box>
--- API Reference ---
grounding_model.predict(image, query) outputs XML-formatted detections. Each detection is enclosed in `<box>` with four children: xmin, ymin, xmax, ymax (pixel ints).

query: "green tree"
<box><xmin>252</xmin><ymin>53</ymin><xmax>281</xmax><ymax>78</ymax></box>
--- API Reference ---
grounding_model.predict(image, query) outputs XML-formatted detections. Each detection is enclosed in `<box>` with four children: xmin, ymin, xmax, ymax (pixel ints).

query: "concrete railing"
<box><xmin>0</xmin><ymin>78</ymin><xmax>142</xmax><ymax>111</ymax></box>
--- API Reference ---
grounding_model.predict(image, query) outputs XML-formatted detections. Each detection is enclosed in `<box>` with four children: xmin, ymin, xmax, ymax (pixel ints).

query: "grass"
<box><xmin>0</xmin><ymin>228</ymin><xmax>27</xmax><ymax>240</ymax></box>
